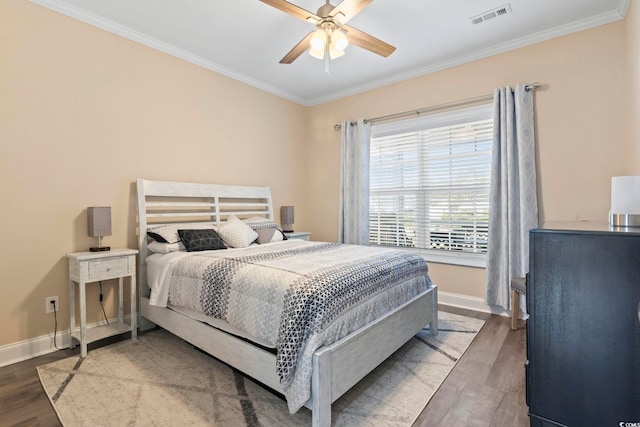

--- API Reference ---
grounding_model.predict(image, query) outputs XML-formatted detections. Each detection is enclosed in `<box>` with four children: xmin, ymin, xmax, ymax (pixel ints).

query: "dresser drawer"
<box><xmin>88</xmin><ymin>257</ymin><xmax>130</xmax><ymax>279</ymax></box>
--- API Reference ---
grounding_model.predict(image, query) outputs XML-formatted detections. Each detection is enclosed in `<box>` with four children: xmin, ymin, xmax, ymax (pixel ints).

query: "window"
<box><xmin>369</xmin><ymin>104</ymin><xmax>493</xmax><ymax>267</ymax></box>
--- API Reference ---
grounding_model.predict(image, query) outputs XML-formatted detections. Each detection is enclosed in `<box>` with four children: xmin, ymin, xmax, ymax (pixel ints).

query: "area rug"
<box><xmin>38</xmin><ymin>311</ymin><xmax>484</xmax><ymax>426</ymax></box>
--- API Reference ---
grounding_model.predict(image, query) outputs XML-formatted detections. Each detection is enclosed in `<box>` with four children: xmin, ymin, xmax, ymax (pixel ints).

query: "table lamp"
<box><xmin>281</xmin><ymin>206</ymin><xmax>294</xmax><ymax>232</ymax></box>
<box><xmin>88</xmin><ymin>206</ymin><xmax>111</xmax><ymax>251</ymax></box>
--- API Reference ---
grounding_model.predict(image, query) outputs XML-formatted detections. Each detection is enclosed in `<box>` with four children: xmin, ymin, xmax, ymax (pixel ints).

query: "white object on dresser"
<box><xmin>67</xmin><ymin>248</ymin><xmax>138</xmax><ymax>357</ymax></box>
<box><xmin>284</xmin><ymin>231</ymin><xmax>311</xmax><ymax>241</ymax></box>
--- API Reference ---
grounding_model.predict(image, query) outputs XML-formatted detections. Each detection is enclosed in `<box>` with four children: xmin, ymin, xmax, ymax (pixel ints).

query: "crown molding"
<box><xmin>29</xmin><ymin>0</ymin><xmax>629</xmax><ymax>107</ymax></box>
<box><xmin>617</xmin><ymin>0</ymin><xmax>631</xmax><ymax>16</ymax></box>
<box><xmin>307</xmin><ymin>6</ymin><xmax>628</xmax><ymax>105</ymax></box>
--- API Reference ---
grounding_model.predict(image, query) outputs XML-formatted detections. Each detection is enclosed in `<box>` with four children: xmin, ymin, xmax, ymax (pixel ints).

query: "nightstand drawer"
<box><xmin>88</xmin><ymin>258</ymin><xmax>130</xmax><ymax>279</ymax></box>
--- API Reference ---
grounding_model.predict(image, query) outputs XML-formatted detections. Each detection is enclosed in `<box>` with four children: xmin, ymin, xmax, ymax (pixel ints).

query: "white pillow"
<box><xmin>147</xmin><ymin>241</ymin><xmax>185</xmax><ymax>254</ymax></box>
<box><xmin>217</xmin><ymin>215</ymin><xmax>258</xmax><ymax>248</ymax></box>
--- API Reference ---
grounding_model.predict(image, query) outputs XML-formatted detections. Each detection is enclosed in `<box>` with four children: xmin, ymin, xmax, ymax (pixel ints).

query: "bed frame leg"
<box><xmin>139</xmin><ymin>316</ymin><xmax>156</xmax><ymax>332</ymax></box>
<box><xmin>429</xmin><ymin>286</ymin><xmax>439</xmax><ymax>336</ymax></box>
<box><xmin>311</xmin><ymin>350</ymin><xmax>332</xmax><ymax>427</ymax></box>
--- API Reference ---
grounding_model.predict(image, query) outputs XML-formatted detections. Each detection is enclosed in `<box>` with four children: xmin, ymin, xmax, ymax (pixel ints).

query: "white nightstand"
<box><xmin>284</xmin><ymin>231</ymin><xmax>311</xmax><ymax>241</ymax></box>
<box><xmin>67</xmin><ymin>248</ymin><xmax>138</xmax><ymax>357</ymax></box>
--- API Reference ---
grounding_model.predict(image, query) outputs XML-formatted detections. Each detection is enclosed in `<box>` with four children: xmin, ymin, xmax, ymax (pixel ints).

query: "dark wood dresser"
<box><xmin>527</xmin><ymin>222</ymin><xmax>640</xmax><ymax>426</ymax></box>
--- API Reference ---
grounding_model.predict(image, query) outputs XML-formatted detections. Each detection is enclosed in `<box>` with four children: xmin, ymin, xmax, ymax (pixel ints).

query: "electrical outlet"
<box><xmin>45</xmin><ymin>296</ymin><xmax>59</xmax><ymax>314</ymax></box>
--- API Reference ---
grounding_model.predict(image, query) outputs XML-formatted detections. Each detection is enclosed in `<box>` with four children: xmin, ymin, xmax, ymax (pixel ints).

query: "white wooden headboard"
<box><xmin>136</xmin><ymin>179</ymin><xmax>274</xmax><ymax>297</ymax></box>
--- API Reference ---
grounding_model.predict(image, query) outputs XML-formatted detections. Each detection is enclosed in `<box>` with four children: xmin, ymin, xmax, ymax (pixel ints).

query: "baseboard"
<box><xmin>1</xmin><ymin>292</ymin><xmax>519</xmax><ymax>368</ymax></box>
<box><xmin>439</xmin><ymin>291</ymin><xmax>512</xmax><ymax>317</ymax></box>
<box><xmin>0</xmin><ymin>316</ymin><xmax>130</xmax><ymax>368</ymax></box>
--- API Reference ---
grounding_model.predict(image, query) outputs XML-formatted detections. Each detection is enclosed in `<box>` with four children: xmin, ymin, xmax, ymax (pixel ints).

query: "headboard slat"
<box><xmin>146</xmin><ymin>210</ymin><xmax>271</xmax><ymax>219</ymax></box>
<box><xmin>146</xmin><ymin>202</ymin><xmax>217</xmax><ymax>208</ymax></box>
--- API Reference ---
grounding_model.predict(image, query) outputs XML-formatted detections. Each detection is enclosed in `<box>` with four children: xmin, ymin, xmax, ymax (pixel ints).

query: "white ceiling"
<box><xmin>31</xmin><ymin>0</ymin><xmax>629</xmax><ymax>106</ymax></box>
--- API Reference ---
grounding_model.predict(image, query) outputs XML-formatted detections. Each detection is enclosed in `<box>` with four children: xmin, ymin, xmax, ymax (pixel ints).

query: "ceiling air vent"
<box><xmin>471</xmin><ymin>4</ymin><xmax>512</xmax><ymax>25</ymax></box>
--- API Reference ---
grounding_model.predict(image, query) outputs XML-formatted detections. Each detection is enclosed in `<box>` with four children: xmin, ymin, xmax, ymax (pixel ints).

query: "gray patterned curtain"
<box><xmin>485</xmin><ymin>85</ymin><xmax>538</xmax><ymax>310</ymax></box>
<box><xmin>338</xmin><ymin>119</ymin><xmax>371</xmax><ymax>245</ymax></box>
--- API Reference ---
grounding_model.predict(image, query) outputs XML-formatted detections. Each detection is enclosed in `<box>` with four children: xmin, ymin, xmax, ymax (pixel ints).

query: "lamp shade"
<box><xmin>329</xmin><ymin>44</ymin><xmax>345</xmax><ymax>60</ymax></box>
<box><xmin>309</xmin><ymin>46</ymin><xmax>325</xmax><ymax>59</ymax></box>
<box><xmin>310</xmin><ymin>29</ymin><xmax>327</xmax><ymax>50</ymax></box>
<box><xmin>610</xmin><ymin>176</ymin><xmax>640</xmax><ymax>227</ymax></box>
<box><xmin>87</xmin><ymin>207</ymin><xmax>112</xmax><ymax>237</ymax></box>
<box><xmin>280</xmin><ymin>206</ymin><xmax>294</xmax><ymax>232</ymax></box>
<box><xmin>331</xmin><ymin>30</ymin><xmax>348</xmax><ymax>51</ymax></box>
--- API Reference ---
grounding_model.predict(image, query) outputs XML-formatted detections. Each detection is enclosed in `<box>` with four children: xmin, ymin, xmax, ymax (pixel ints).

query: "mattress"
<box><xmin>146</xmin><ymin>250</ymin><xmax>273</xmax><ymax>347</ymax></box>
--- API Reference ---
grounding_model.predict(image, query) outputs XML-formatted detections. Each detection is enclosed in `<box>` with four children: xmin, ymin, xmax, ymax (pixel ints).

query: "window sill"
<box><xmin>371</xmin><ymin>245</ymin><xmax>486</xmax><ymax>268</ymax></box>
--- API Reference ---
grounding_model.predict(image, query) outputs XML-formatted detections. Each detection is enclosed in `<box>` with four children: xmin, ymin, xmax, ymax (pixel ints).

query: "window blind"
<box><xmin>369</xmin><ymin>105</ymin><xmax>493</xmax><ymax>261</ymax></box>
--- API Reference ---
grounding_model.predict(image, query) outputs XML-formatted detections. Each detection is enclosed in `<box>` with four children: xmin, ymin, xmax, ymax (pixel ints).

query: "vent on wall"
<box><xmin>471</xmin><ymin>4</ymin><xmax>512</xmax><ymax>25</ymax></box>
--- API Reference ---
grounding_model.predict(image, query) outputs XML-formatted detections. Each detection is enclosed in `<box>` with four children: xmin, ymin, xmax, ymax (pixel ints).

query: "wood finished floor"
<box><xmin>0</xmin><ymin>306</ymin><xmax>528</xmax><ymax>427</ymax></box>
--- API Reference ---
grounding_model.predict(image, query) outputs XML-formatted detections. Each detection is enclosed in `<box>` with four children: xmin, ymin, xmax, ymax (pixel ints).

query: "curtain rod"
<box><xmin>334</xmin><ymin>82</ymin><xmax>541</xmax><ymax>130</ymax></box>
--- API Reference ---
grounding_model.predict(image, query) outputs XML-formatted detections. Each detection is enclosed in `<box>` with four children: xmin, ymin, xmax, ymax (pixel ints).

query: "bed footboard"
<box><xmin>308</xmin><ymin>285</ymin><xmax>438</xmax><ymax>427</ymax></box>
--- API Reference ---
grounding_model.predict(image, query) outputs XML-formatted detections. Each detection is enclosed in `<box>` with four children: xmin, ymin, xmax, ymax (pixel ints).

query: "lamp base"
<box><xmin>610</xmin><ymin>213</ymin><xmax>640</xmax><ymax>227</ymax></box>
<box><xmin>90</xmin><ymin>246</ymin><xmax>111</xmax><ymax>252</ymax></box>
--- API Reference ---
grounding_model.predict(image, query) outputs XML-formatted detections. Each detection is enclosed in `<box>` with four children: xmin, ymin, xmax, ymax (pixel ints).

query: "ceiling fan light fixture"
<box><xmin>309</xmin><ymin>46</ymin><xmax>325</xmax><ymax>59</ymax></box>
<box><xmin>262</xmin><ymin>0</ymin><xmax>396</xmax><ymax>65</ymax></box>
<box><xmin>331</xmin><ymin>29</ymin><xmax>348</xmax><ymax>51</ymax></box>
<box><xmin>310</xmin><ymin>29</ymin><xmax>327</xmax><ymax>50</ymax></box>
<box><xmin>329</xmin><ymin>44</ymin><xmax>345</xmax><ymax>59</ymax></box>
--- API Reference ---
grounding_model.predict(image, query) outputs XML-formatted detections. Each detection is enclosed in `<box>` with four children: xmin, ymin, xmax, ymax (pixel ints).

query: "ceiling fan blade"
<box><xmin>259</xmin><ymin>0</ymin><xmax>321</xmax><ymax>24</ymax></box>
<box><xmin>280</xmin><ymin>31</ymin><xmax>315</xmax><ymax>64</ymax></box>
<box><xmin>329</xmin><ymin>0</ymin><xmax>373</xmax><ymax>24</ymax></box>
<box><xmin>342</xmin><ymin>24</ymin><xmax>395</xmax><ymax>57</ymax></box>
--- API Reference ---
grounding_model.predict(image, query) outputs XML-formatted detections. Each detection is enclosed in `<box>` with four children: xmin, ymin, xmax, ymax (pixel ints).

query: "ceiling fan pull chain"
<box><xmin>325</xmin><ymin>47</ymin><xmax>330</xmax><ymax>73</ymax></box>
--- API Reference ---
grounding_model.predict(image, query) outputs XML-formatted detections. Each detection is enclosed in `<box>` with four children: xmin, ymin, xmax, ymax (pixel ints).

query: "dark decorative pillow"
<box><xmin>177</xmin><ymin>229</ymin><xmax>227</xmax><ymax>252</ymax></box>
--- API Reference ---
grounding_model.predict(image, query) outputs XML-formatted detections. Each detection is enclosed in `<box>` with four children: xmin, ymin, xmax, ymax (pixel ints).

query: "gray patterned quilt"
<box><xmin>165</xmin><ymin>240</ymin><xmax>433</xmax><ymax>412</ymax></box>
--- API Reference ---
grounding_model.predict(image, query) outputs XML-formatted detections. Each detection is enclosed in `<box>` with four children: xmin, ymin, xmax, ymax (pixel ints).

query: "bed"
<box><xmin>136</xmin><ymin>178</ymin><xmax>438</xmax><ymax>427</ymax></box>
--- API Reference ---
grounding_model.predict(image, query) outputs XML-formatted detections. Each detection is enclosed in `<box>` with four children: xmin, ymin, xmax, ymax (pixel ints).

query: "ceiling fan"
<box><xmin>260</xmin><ymin>0</ymin><xmax>396</xmax><ymax>64</ymax></box>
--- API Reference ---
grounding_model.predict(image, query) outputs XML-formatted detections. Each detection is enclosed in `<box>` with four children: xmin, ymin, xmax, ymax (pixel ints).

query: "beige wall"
<box><xmin>0</xmin><ymin>1</ymin><xmax>308</xmax><ymax>346</ymax></box>
<box><xmin>627</xmin><ymin>0</ymin><xmax>640</xmax><ymax>172</ymax></box>
<box><xmin>307</xmin><ymin>22</ymin><xmax>629</xmax><ymax>298</ymax></box>
<box><xmin>1</xmin><ymin>0</ymin><xmax>635</xmax><ymax>349</ymax></box>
